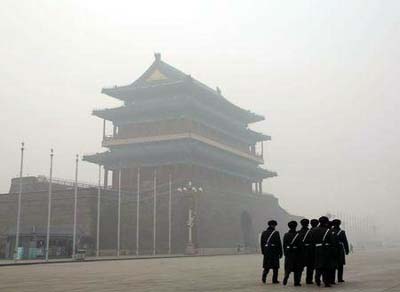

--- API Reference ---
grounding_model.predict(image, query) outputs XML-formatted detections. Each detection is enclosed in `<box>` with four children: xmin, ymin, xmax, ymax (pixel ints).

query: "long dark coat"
<box><xmin>329</xmin><ymin>228</ymin><xmax>340</xmax><ymax>268</ymax></box>
<box><xmin>310</xmin><ymin>226</ymin><xmax>334</xmax><ymax>269</ymax></box>
<box><xmin>297</xmin><ymin>227</ymin><xmax>314</xmax><ymax>268</ymax></box>
<box><xmin>261</xmin><ymin>227</ymin><xmax>283</xmax><ymax>269</ymax></box>
<box><xmin>332</xmin><ymin>228</ymin><xmax>349</xmax><ymax>266</ymax></box>
<box><xmin>283</xmin><ymin>230</ymin><xmax>303</xmax><ymax>272</ymax></box>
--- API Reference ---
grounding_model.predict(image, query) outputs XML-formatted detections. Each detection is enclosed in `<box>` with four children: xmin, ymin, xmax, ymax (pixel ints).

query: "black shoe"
<box><xmin>262</xmin><ymin>273</ymin><xmax>266</xmax><ymax>284</ymax></box>
<box><xmin>272</xmin><ymin>281</ymin><xmax>280</xmax><ymax>284</ymax></box>
<box><xmin>283</xmin><ymin>277</ymin><xmax>288</xmax><ymax>286</ymax></box>
<box><xmin>325</xmin><ymin>284</ymin><xmax>331</xmax><ymax>287</ymax></box>
<box><xmin>338</xmin><ymin>279</ymin><xmax>345</xmax><ymax>283</ymax></box>
<box><xmin>316</xmin><ymin>281</ymin><xmax>321</xmax><ymax>287</ymax></box>
<box><xmin>294</xmin><ymin>283</ymin><xmax>302</xmax><ymax>287</ymax></box>
<box><xmin>306</xmin><ymin>281</ymin><xmax>314</xmax><ymax>284</ymax></box>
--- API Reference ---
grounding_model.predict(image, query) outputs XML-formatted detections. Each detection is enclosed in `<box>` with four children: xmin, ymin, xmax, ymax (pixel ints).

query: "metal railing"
<box><xmin>37</xmin><ymin>176</ymin><xmax>99</xmax><ymax>189</ymax></box>
<box><xmin>100</xmin><ymin>132</ymin><xmax>264</xmax><ymax>161</ymax></box>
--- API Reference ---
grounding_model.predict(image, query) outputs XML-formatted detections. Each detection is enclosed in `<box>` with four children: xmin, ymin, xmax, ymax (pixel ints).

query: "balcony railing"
<box><xmin>102</xmin><ymin>132</ymin><xmax>264</xmax><ymax>161</ymax></box>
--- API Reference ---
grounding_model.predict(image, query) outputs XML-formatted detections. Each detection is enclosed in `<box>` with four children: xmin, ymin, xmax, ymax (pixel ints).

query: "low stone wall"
<box><xmin>196</xmin><ymin>247</ymin><xmax>257</xmax><ymax>256</ymax></box>
<box><xmin>0</xmin><ymin>184</ymin><xmax>300</xmax><ymax>259</ymax></box>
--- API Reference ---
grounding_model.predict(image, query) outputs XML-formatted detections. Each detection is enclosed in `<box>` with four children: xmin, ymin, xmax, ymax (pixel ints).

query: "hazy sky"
<box><xmin>1</xmin><ymin>1</ymin><xmax>399</xmax><ymax>238</ymax></box>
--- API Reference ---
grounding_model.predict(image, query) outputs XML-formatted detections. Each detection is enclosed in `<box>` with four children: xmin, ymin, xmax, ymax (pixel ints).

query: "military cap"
<box><xmin>310</xmin><ymin>219</ymin><xmax>319</xmax><ymax>228</ymax></box>
<box><xmin>319</xmin><ymin>216</ymin><xmax>329</xmax><ymax>225</ymax></box>
<box><xmin>300</xmin><ymin>218</ymin><xmax>310</xmax><ymax>227</ymax></box>
<box><xmin>332</xmin><ymin>219</ymin><xmax>341</xmax><ymax>227</ymax></box>
<box><xmin>288</xmin><ymin>221</ymin><xmax>298</xmax><ymax>229</ymax></box>
<box><xmin>268</xmin><ymin>220</ymin><xmax>278</xmax><ymax>227</ymax></box>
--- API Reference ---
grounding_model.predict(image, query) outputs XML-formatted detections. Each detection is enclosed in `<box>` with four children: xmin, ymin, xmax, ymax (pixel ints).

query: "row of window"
<box><xmin>115</xmin><ymin>118</ymin><xmax>261</xmax><ymax>156</ymax></box>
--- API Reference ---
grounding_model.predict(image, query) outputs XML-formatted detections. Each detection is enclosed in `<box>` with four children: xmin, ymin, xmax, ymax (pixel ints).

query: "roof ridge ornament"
<box><xmin>154</xmin><ymin>52</ymin><xmax>161</xmax><ymax>62</ymax></box>
<box><xmin>216</xmin><ymin>86</ymin><xmax>221</xmax><ymax>95</ymax></box>
<box><xmin>186</xmin><ymin>74</ymin><xmax>193</xmax><ymax>82</ymax></box>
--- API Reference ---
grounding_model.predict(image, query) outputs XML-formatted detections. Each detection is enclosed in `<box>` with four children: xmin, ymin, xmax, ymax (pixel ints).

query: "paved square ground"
<box><xmin>1</xmin><ymin>248</ymin><xmax>399</xmax><ymax>291</ymax></box>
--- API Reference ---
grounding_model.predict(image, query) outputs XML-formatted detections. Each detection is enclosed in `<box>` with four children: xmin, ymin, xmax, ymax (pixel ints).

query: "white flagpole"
<box><xmin>96</xmin><ymin>165</ymin><xmax>101</xmax><ymax>257</ymax></box>
<box><xmin>45</xmin><ymin>149</ymin><xmax>54</xmax><ymax>262</ymax></box>
<box><xmin>72</xmin><ymin>154</ymin><xmax>79</xmax><ymax>259</ymax></box>
<box><xmin>153</xmin><ymin>169</ymin><xmax>157</xmax><ymax>255</ymax></box>
<box><xmin>168</xmin><ymin>173</ymin><xmax>172</xmax><ymax>255</ymax></box>
<box><xmin>117</xmin><ymin>169</ymin><xmax>121</xmax><ymax>256</ymax></box>
<box><xmin>14</xmin><ymin>142</ymin><xmax>24</xmax><ymax>261</ymax></box>
<box><xmin>136</xmin><ymin>168</ymin><xmax>140</xmax><ymax>256</ymax></box>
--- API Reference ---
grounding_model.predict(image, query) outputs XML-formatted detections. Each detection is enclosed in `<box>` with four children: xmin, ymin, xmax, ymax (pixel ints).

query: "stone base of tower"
<box><xmin>0</xmin><ymin>176</ymin><xmax>299</xmax><ymax>259</ymax></box>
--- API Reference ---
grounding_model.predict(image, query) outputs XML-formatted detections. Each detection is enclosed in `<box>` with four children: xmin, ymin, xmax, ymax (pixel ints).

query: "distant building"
<box><xmin>83</xmin><ymin>54</ymin><xmax>295</xmax><ymax>254</ymax></box>
<box><xmin>0</xmin><ymin>54</ymin><xmax>298</xmax><ymax>259</ymax></box>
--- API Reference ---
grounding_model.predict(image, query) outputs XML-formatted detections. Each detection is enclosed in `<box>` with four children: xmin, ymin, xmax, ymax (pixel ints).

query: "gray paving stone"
<box><xmin>0</xmin><ymin>248</ymin><xmax>399</xmax><ymax>291</ymax></box>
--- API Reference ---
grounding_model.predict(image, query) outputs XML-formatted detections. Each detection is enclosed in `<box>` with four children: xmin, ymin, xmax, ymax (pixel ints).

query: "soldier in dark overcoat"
<box><xmin>260</xmin><ymin>220</ymin><xmax>283</xmax><ymax>284</ymax></box>
<box><xmin>282</xmin><ymin>221</ymin><xmax>303</xmax><ymax>286</ymax></box>
<box><xmin>332</xmin><ymin>219</ymin><xmax>349</xmax><ymax>282</ymax></box>
<box><xmin>305</xmin><ymin>218</ymin><xmax>319</xmax><ymax>284</ymax></box>
<box><xmin>327</xmin><ymin>220</ymin><xmax>338</xmax><ymax>285</ymax></box>
<box><xmin>311</xmin><ymin>216</ymin><xmax>334</xmax><ymax>287</ymax></box>
<box><xmin>297</xmin><ymin>218</ymin><xmax>314</xmax><ymax>284</ymax></box>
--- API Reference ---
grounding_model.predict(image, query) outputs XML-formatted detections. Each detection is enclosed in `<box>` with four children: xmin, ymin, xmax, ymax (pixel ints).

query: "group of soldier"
<box><xmin>260</xmin><ymin>216</ymin><xmax>349</xmax><ymax>287</ymax></box>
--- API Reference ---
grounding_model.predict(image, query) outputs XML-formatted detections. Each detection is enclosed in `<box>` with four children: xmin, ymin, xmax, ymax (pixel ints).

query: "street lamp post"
<box><xmin>177</xmin><ymin>181</ymin><xmax>203</xmax><ymax>255</ymax></box>
<box><xmin>186</xmin><ymin>208</ymin><xmax>195</xmax><ymax>254</ymax></box>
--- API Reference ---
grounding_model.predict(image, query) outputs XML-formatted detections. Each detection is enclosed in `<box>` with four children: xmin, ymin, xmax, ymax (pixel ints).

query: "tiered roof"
<box><xmin>101</xmin><ymin>53</ymin><xmax>264</xmax><ymax>125</ymax></box>
<box><xmin>84</xmin><ymin>54</ymin><xmax>277</xmax><ymax>180</ymax></box>
<box><xmin>93</xmin><ymin>98</ymin><xmax>270</xmax><ymax>144</ymax></box>
<box><xmin>84</xmin><ymin>139</ymin><xmax>276</xmax><ymax>180</ymax></box>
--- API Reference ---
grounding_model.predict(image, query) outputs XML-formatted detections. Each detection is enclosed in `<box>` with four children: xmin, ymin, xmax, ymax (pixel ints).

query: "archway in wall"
<box><xmin>241</xmin><ymin>211</ymin><xmax>256</xmax><ymax>248</ymax></box>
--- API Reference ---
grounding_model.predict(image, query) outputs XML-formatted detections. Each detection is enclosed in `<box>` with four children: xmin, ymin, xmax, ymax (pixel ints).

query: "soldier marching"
<box><xmin>260</xmin><ymin>216</ymin><xmax>350</xmax><ymax>287</ymax></box>
<box><xmin>260</xmin><ymin>220</ymin><xmax>283</xmax><ymax>284</ymax></box>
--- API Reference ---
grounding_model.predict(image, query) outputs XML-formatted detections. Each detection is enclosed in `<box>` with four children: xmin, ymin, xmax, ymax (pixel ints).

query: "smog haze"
<box><xmin>0</xmin><ymin>0</ymin><xmax>399</xmax><ymax>241</ymax></box>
